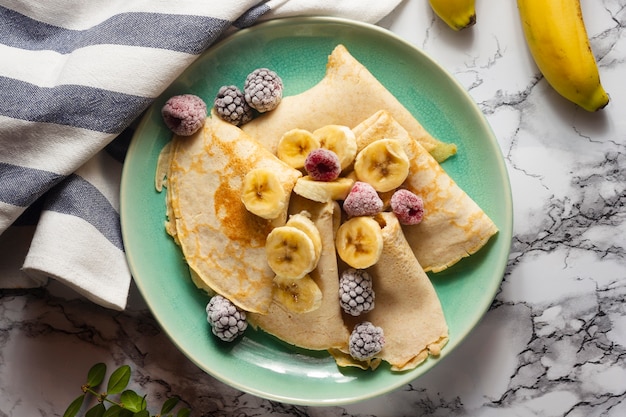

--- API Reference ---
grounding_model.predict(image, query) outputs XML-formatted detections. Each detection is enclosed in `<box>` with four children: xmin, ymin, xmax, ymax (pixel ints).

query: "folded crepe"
<box><xmin>241</xmin><ymin>44</ymin><xmax>456</xmax><ymax>163</ymax></box>
<box><xmin>248</xmin><ymin>196</ymin><xmax>350</xmax><ymax>351</ymax></box>
<box><xmin>331</xmin><ymin>212</ymin><xmax>448</xmax><ymax>371</ymax></box>
<box><xmin>163</xmin><ymin>115</ymin><xmax>302</xmax><ymax>314</ymax></box>
<box><xmin>353</xmin><ymin>110</ymin><xmax>498</xmax><ymax>272</ymax></box>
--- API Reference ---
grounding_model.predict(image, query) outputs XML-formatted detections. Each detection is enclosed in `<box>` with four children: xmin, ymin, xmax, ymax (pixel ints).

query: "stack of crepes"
<box><xmin>157</xmin><ymin>45</ymin><xmax>498</xmax><ymax>372</ymax></box>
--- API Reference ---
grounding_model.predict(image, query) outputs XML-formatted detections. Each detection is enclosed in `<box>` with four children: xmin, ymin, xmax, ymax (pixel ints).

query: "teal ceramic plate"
<box><xmin>121</xmin><ymin>17</ymin><xmax>512</xmax><ymax>406</ymax></box>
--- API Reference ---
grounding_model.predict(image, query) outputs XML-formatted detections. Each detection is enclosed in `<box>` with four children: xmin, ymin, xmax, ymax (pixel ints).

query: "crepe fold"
<box><xmin>241</xmin><ymin>44</ymin><xmax>456</xmax><ymax>163</ymax></box>
<box><xmin>353</xmin><ymin>110</ymin><xmax>498</xmax><ymax>272</ymax></box>
<box><xmin>163</xmin><ymin>115</ymin><xmax>301</xmax><ymax>314</ymax></box>
<box><xmin>331</xmin><ymin>212</ymin><xmax>448</xmax><ymax>371</ymax></box>
<box><xmin>248</xmin><ymin>196</ymin><xmax>351</xmax><ymax>351</ymax></box>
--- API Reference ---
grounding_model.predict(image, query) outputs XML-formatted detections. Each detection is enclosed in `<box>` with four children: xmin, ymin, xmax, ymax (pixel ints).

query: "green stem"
<box><xmin>82</xmin><ymin>386</ymin><xmax>125</xmax><ymax>408</ymax></box>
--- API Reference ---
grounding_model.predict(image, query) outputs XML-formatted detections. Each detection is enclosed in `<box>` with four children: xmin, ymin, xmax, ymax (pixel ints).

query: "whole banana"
<box><xmin>517</xmin><ymin>0</ymin><xmax>609</xmax><ymax>111</ymax></box>
<box><xmin>429</xmin><ymin>0</ymin><xmax>476</xmax><ymax>31</ymax></box>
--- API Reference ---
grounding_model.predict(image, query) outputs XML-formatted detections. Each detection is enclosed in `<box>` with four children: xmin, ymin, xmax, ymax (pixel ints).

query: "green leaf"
<box><xmin>177</xmin><ymin>408</ymin><xmax>191</xmax><ymax>417</ymax></box>
<box><xmin>86</xmin><ymin>403</ymin><xmax>106</xmax><ymax>417</ymax></box>
<box><xmin>160</xmin><ymin>397</ymin><xmax>179</xmax><ymax>414</ymax></box>
<box><xmin>63</xmin><ymin>394</ymin><xmax>85</xmax><ymax>417</ymax></box>
<box><xmin>103</xmin><ymin>405</ymin><xmax>133</xmax><ymax>417</ymax></box>
<box><xmin>107</xmin><ymin>365</ymin><xmax>131</xmax><ymax>394</ymax></box>
<box><xmin>120</xmin><ymin>390</ymin><xmax>146</xmax><ymax>412</ymax></box>
<box><xmin>103</xmin><ymin>404</ymin><xmax>122</xmax><ymax>417</ymax></box>
<box><xmin>87</xmin><ymin>363</ymin><xmax>107</xmax><ymax>387</ymax></box>
<box><xmin>120</xmin><ymin>409</ymin><xmax>135</xmax><ymax>417</ymax></box>
<box><xmin>132</xmin><ymin>410</ymin><xmax>149</xmax><ymax>417</ymax></box>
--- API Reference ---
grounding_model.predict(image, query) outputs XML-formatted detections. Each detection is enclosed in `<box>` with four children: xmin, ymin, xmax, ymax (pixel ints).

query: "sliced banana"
<box><xmin>335</xmin><ymin>216</ymin><xmax>383</xmax><ymax>269</ymax></box>
<box><xmin>293</xmin><ymin>176</ymin><xmax>354</xmax><ymax>203</ymax></box>
<box><xmin>272</xmin><ymin>274</ymin><xmax>323</xmax><ymax>314</ymax></box>
<box><xmin>265</xmin><ymin>225</ymin><xmax>318</xmax><ymax>279</ymax></box>
<box><xmin>286</xmin><ymin>212</ymin><xmax>322</xmax><ymax>260</ymax></box>
<box><xmin>276</xmin><ymin>128</ymin><xmax>321</xmax><ymax>169</ymax></box>
<box><xmin>313</xmin><ymin>125</ymin><xmax>358</xmax><ymax>170</ymax></box>
<box><xmin>241</xmin><ymin>168</ymin><xmax>286</xmax><ymax>219</ymax></box>
<box><xmin>354</xmin><ymin>138</ymin><xmax>410</xmax><ymax>192</ymax></box>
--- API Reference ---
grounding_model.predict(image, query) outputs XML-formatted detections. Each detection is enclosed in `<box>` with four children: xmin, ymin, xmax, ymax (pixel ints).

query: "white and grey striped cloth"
<box><xmin>0</xmin><ymin>1</ymin><xmax>401</xmax><ymax>310</ymax></box>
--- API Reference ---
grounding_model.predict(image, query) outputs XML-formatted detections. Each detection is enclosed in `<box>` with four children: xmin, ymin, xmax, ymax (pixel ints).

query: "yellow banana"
<box><xmin>429</xmin><ymin>0</ymin><xmax>476</xmax><ymax>31</ymax></box>
<box><xmin>517</xmin><ymin>0</ymin><xmax>609</xmax><ymax>112</ymax></box>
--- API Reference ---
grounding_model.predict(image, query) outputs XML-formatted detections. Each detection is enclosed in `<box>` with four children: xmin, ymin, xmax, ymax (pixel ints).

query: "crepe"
<box><xmin>241</xmin><ymin>44</ymin><xmax>457</xmax><ymax>163</ymax></box>
<box><xmin>330</xmin><ymin>212</ymin><xmax>448</xmax><ymax>371</ymax></box>
<box><xmin>353</xmin><ymin>110</ymin><xmax>498</xmax><ymax>272</ymax></box>
<box><xmin>248</xmin><ymin>196</ymin><xmax>350</xmax><ymax>351</ymax></box>
<box><xmin>163</xmin><ymin>115</ymin><xmax>302</xmax><ymax>314</ymax></box>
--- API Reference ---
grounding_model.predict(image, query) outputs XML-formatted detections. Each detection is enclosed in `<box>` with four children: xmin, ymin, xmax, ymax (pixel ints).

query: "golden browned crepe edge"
<box><xmin>155</xmin><ymin>140</ymin><xmax>179</xmax><ymax>244</ymax></box>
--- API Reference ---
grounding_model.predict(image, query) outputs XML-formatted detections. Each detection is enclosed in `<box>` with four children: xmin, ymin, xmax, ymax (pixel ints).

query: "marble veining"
<box><xmin>1</xmin><ymin>0</ymin><xmax>625</xmax><ymax>416</ymax></box>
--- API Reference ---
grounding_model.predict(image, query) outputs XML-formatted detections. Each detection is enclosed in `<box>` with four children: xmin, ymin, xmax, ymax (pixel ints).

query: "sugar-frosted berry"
<box><xmin>244</xmin><ymin>68</ymin><xmax>283</xmax><ymax>112</ymax></box>
<box><xmin>349</xmin><ymin>321</ymin><xmax>385</xmax><ymax>361</ymax></box>
<box><xmin>304</xmin><ymin>148</ymin><xmax>341</xmax><ymax>181</ymax></box>
<box><xmin>342</xmin><ymin>181</ymin><xmax>383</xmax><ymax>217</ymax></box>
<box><xmin>214</xmin><ymin>85</ymin><xmax>253</xmax><ymax>126</ymax></box>
<box><xmin>390</xmin><ymin>189</ymin><xmax>424</xmax><ymax>225</ymax></box>
<box><xmin>206</xmin><ymin>295</ymin><xmax>247</xmax><ymax>342</ymax></box>
<box><xmin>339</xmin><ymin>268</ymin><xmax>375</xmax><ymax>316</ymax></box>
<box><xmin>161</xmin><ymin>94</ymin><xmax>207</xmax><ymax>136</ymax></box>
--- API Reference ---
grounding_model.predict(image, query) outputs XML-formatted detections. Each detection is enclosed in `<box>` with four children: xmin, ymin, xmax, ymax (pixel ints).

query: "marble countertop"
<box><xmin>2</xmin><ymin>0</ymin><xmax>625</xmax><ymax>415</ymax></box>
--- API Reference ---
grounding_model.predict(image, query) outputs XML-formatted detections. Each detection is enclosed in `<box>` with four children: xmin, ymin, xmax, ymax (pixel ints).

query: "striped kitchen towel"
<box><xmin>0</xmin><ymin>0</ymin><xmax>402</xmax><ymax>310</ymax></box>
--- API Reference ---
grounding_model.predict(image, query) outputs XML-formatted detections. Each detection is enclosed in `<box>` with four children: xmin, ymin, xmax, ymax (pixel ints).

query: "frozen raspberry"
<box><xmin>339</xmin><ymin>269</ymin><xmax>375</xmax><ymax>316</ymax></box>
<box><xmin>214</xmin><ymin>85</ymin><xmax>253</xmax><ymax>126</ymax></box>
<box><xmin>343</xmin><ymin>181</ymin><xmax>383</xmax><ymax>217</ymax></box>
<box><xmin>244</xmin><ymin>68</ymin><xmax>283</xmax><ymax>112</ymax></box>
<box><xmin>206</xmin><ymin>295</ymin><xmax>247</xmax><ymax>342</ymax></box>
<box><xmin>161</xmin><ymin>94</ymin><xmax>207</xmax><ymax>136</ymax></box>
<box><xmin>390</xmin><ymin>189</ymin><xmax>425</xmax><ymax>225</ymax></box>
<box><xmin>304</xmin><ymin>148</ymin><xmax>341</xmax><ymax>181</ymax></box>
<box><xmin>349</xmin><ymin>322</ymin><xmax>385</xmax><ymax>361</ymax></box>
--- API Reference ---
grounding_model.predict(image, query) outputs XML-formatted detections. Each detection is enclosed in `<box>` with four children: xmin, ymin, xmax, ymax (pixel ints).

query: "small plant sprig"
<box><xmin>63</xmin><ymin>363</ymin><xmax>190</xmax><ymax>417</ymax></box>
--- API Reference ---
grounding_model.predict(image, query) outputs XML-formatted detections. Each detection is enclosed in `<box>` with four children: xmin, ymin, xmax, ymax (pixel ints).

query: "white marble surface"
<box><xmin>2</xmin><ymin>0</ymin><xmax>625</xmax><ymax>415</ymax></box>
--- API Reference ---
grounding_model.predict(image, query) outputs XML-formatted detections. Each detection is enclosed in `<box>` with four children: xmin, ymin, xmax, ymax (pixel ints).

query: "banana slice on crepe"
<box><xmin>353</xmin><ymin>110</ymin><xmax>498</xmax><ymax>272</ymax></box>
<box><xmin>241</xmin><ymin>44</ymin><xmax>456</xmax><ymax>163</ymax></box>
<box><xmin>293</xmin><ymin>176</ymin><xmax>354</xmax><ymax>203</ymax></box>
<box><xmin>248</xmin><ymin>195</ymin><xmax>351</xmax><ymax>351</ymax></box>
<box><xmin>241</xmin><ymin>168</ymin><xmax>289</xmax><ymax>220</ymax></box>
<box><xmin>313</xmin><ymin>124</ymin><xmax>358</xmax><ymax>170</ymax></box>
<box><xmin>335</xmin><ymin>216</ymin><xmax>383</xmax><ymax>269</ymax></box>
<box><xmin>330</xmin><ymin>212</ymin><xmax>449</xmax><ymax>371</ymax></box>
<box><xmin>354</xmin><ymin>138</ymin><xmax>410</xmax><ymax>192</ymax></box>
<box><xmin>163</xmin><ymin>115</ymin><xmax>302</xmax><ymax>314</ymax></box>
<box><xmin>276</xmin><ymin>128</ymin><xmax>321</xmax><ymax>169</ymax></box>
<box><xmin>272</xmin><ymin>274</ymin><xmax>323</xmax><ymax>314</ymax></box>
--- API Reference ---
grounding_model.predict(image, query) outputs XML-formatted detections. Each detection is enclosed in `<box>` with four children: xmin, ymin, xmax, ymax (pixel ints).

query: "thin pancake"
<box><xmin>331</xmin><ymin>212</ymin><xmax>449</xmax><ymax>371</ymax></box>
<box><xmin>165</xmin><ymin>115</ymin><xmax>301</xmax><ymax>313</ymax></box>
<box><xmin>248</xmin><ymin>196</ymin><xmax>350</xmax><ymax>351</ymax></box>
<box><xmin>242</xmin><ymin>44</ymin><xmax>456</xmax><ymax>162</ymax></box>
<box><xmin>353</xmin><ymin>110</ymin><xmax>498</xmax><ymax>272</ymax></box>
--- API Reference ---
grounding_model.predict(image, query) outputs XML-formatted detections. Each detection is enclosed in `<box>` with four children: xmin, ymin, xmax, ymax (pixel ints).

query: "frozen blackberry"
<box><xmin>161</xmin><ymin>94</ymin><xmax>207</xmax><ymax>136</ymax></box>
<box><xmin>343</xmin><ymin>181</ymin><xmax>383</xmax><ymax>217</ymax></box>
<box><xmin>339</xmin><ymin>268</ymin><xmax>375</xmax><ymax>316</ymax></box>
<box><xmin>349</xmin><ymin>322</ymin><xmax>385</xmax><ymax>361</ymax></box>
<box><xmin>304</xmin><ymin>148</ymin><xmax>341</xmax><ymax>181</ymax></box>
<box><xmin>244</xmin><ymin>68</ymin><xmax>283</xmax><ymax>112</ymax></box>
<box><xmin>214</xmin><ymin>85</ymin><xmax>253</xmax><ymax>126</ymax></box>
<box><xmin>206</xmin><ymin>295</ymin><xmax>247</xmax><ymax>342</ymax></box>
<box><xmin>390</xmin><ymin>189</ymin><xmax>425</xmax><ymax>225</ymax></box>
